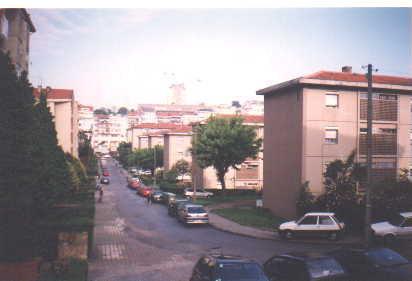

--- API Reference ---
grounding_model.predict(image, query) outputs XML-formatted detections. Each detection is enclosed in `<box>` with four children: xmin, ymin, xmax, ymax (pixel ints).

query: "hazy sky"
<box><xmin>28</xmin><ymin>8</ymin><xmax>411</xmax><ymax>107</ymax></box>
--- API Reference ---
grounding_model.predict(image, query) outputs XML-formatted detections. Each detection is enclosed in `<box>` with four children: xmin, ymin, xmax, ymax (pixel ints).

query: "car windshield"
<box><xmin>306</xmin><ymin>258</ymin><xmax>346</xmax><ymax>279</ymax></box>
<box><xmin>188</xmin><ymin>207</ymin><xmax>206</xmax><ymax>213</ymax></box>
<box><xmin>365</xmin><ymin>248</ymin><xmax>409</xmax><ymax>267</ymax></box>
<box><xmin>216</xmin><ymin>262</ymin><xmax>268</xmax><ymax>281</ymax></box>
<box><xmin>388</xmin><ymin>214</ymin><xmax>405</xmax><ymax>226</ymax></box>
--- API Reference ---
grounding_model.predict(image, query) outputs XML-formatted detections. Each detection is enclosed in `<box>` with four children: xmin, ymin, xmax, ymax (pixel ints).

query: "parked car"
<box><xmin>100</xmin><ymin>177</ymin><xmax>110</xmax><ymax>184</ymax></box>
<box><xmin>278</xmin><ymin>212</ymin><xmax>345</xmax><ymax>241</ymax></box>
<box><xmin>168</xmin><ymin>199</ymin><xmax>191</xmax><ymax>217</ymax></box>
<box><xmin>128</xmin><ymin>167</ymin><xmax>138</xmax><ymax>174</ymax></box>
<box><xmin>184</xmin><ymin>188</ymin><xmax>213</xmax><ymax>198</ymax></box>
<box><xmin>329</xmin><ymin>247</ymin><xmax>412</xmax><ymax>281</ymax></box>
<box><xmin>190</xmin><ymin>254</ymin><xmax>268</xmax><ymax>281</ymax></box>
<box><xmin>177</xmin><ymin>204</ymin><xmax>209</xmax><ymax>225</ymax></box>
<box><xmin>139</xmin><ymin>169</ymin><xmax>152</xmax><ymax>175</ymax></box>
<box><xmin>163</xmin><ymin>192</ymin><xmax>177</xmax><ymax>205</ymax></box>
<box><xmin>127</xmin><ymin>174</ymin><xmax>140</xmax><ymax>183</ymax></box>
<box><xmin>371</xmin><ymin>212</ymin><xmax>412</xmax><ymax>243</ymax></box>
<box><xmin>263</xmin><ymin>252</ymin><xmax>349</xmax><ymax>281</ymax></box>
<box><xmin>129</xmin><ymin>180</ymin><xmax>140</xmax><ymax>190</ymax></box>
<box><xmin>150</xmin><ymin>191</ymin><xmax>165</xmax><ymax>203</ymax></box>
<box><xmin>102</xmin><ymin>170</ymin><xmax>110</xmax><ymax>177</ymax></box>
<box><xmin>138</xmin><ymin>186</ymin><xmax>153</xmax><ymax>197</ymax></box>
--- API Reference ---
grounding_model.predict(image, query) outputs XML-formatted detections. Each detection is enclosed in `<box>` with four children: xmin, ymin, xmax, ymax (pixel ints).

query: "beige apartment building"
<box><xmin>34</xmin><ymin>88</ymin><xmax>79</xmax><ymax>157</ymax></box>
<box><xmin>257</xmin><ymin>67</ymin><xmax>412</xmax><ymax>219</ymax></box>
<box><xmin>127</xmin><ymin>123</ymin><xmax>191</xmax><ymax>150</ymax></box>
<box><xmin>163</xmin><ymin>128</ymin><xmax>193</xmax><ymax>170</ymax></box>
<box><xmin>192</xmin><ymin>115</ymin><xmax>264</xmax><ymax>190</ymax></box>
<box><xmin>0</xmin><ymin>9</ymin><xmax>35</xmax><ymax>74</ymax></box>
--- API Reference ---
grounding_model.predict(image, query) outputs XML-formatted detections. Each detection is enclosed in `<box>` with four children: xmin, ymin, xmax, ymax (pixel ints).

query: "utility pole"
<box><xmin>364</xmin><ymin>64</ymin><xmax>377</xmax><ymax>246</ymax></box>
<box><xmin>153</xmin><ymin>146</ymin><xmax>157</xmax><ymax>187</ymax></box>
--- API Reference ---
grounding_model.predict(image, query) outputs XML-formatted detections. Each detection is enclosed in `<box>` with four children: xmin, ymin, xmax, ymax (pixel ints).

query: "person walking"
<box><xmin>98</xmin><ymin>184</ymin><xmax>104</xmax><ymax>203</ymax></box>
<box><xmin>146</xmin><ymin>194</ymin><xmax>152</xmax><ymax>205</ymax></box>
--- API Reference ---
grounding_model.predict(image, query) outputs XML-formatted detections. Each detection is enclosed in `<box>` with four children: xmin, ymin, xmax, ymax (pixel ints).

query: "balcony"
<box><xmin>360</xmin><ymin>96</ymin><xmax>398</xmax><ymax>122</ymax></box>
<box><xmin>359</xmin><ymin>134</ymin><xmax>397</xmax><ymax>155</ymax></box>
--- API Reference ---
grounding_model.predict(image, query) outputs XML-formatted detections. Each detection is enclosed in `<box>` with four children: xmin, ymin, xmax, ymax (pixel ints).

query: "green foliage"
<box><xmin>127</xmin><ymin>145</ymin><xmax>164</xmax><ymax>174</ymax></box>
<box><xmin>117</xmin><ymin>106</ymin><xmax>128</xmax><ymax>115</ymax></box>
<box><xmin>78</xmin><ymin>131</ymin><xmax>98</xmax><ymax>176</ymax></box>
<box><xmin>296</xmin><ymin>181</ymin><xmax>315</xmax><ymax>216</ymax></box>
<box><xmin>164</xmin><ymin>167</ymin><xmax>178</xmax><ymax>183</ymax></box>
<box><xmin>172</xmin><ymin>159</ymin><xmax>191</xmax><ymax>181</ymax></box>
<box><xmin>93</xmin><ymin>107</ymin><xmax>111</xmax><ymax>115</ymax></box>
<box><xmin>65</xmin><ymin>153</ymin><xmax>88</xmax><ymax>186</ymax></box>
<box><xmin>117</xmin><ymin>142</ymin><xmax>132</xmax><ymax>167</ymax></box>
<box><xmin>191</xmin><ymin>116</ymin><xmax>262</xmax><ymax>190</ymax></box>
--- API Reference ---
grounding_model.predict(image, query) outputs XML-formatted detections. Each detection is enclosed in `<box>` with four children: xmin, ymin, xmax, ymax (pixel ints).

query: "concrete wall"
<box><xmin>53</xmin><ymin>101</ymin><xmax>73</xmax><ymax>156</ymax></box>
<box><xmin>302</xmin><ymin>88</ymin><xmax>359</xmax><ymax>195</ymax></box>
<box><xmin>263</xmin><ymin>88</ymin><xmax>303</xmax><ymax>219</ymax></box>
<box><xmin>149</xmin><ymin>135</ymin><xmax>164</xmax><ymax>148</ymax></box>
<box><xmin>398</xmin><ymin>94</ymin><xmax>412</xmax><ymax>170</ymax></box>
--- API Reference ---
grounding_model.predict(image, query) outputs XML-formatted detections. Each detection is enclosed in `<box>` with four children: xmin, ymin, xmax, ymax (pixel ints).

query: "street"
<box><xmin>89</xmin><ymin>159</ymin><xmax>334</xmax><ymax>281</ymax></box>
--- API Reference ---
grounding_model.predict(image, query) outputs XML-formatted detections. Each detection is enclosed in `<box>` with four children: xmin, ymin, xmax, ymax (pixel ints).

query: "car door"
<box><xmin>294</xmin><ymin>215</ymin><xmax>319</xmax><ymax>237</ymax></box>
<box><xmin>398</xmin><ymin>217</ymin><xmax>412</xmax><ymax>239</ymax></box>
<box><xmin>318</xmin><ymin>215</ymin><xmax>337</xmax><ymax>236</ymax></box>
<box><xmin>264</xmin><ymin>256</ymin><xmax>288</xmax><ymax>281</ymax></box>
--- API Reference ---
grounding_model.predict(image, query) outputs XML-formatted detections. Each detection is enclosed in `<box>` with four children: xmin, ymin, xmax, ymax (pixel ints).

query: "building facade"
<box><xmin>163</xmin><ymin>129</ymin><xmax>193</xmax><ymax>170</ymax></box>
<box><xmin>33</xmin><ymin>88</ymin><xmax>79</xmax><ymax>157</ymax></box>
<box><xmin>92</xmin><ymin>114</ymin><xmax>128</xmax><ymax>154</ymax></box>
<box><xmin>257</xmin><ymin>67</ymin><xmax>412</xmax><ymax>219</ymax></box>
<box><xmin>78</xmin><ymin>104</ymin><xmax>94</xmax><ymax>139</ymax></box>
<box><xmin>0</xmin><ymin>9</ymin><xmax>35</xmax><ymax>74</ymax></box>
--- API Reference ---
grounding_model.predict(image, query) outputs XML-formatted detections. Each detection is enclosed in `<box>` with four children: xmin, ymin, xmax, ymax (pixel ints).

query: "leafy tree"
<box><xmin>65</xmin><ymin>153</ymin><xmax>88</xmax><ymax>186</ymax></box>
<box><xmin>117</xmin><ymin>142</ymin><xmax>132</xmax><ymax>167</ymax></box>
<box><xmin>128</xmin><ymin>146</ymin><xmax>164</xmax><ymax>175</ymax></box>
<box><xmin>172</xmin><ymin>159</ymin><xmax>191</xmax><ymax>182</ymax></box>
<box><xmin>296</xmin><ymin>181</ymin><xmax>315</xmax><ymax>216</ymax></box>
<box><xmin>94</xmin><ymin>107</ymin><xmax>109</xmax><ymax>115</ymax></box>
<box><xmin>118</xmin><ymin>107</ymin><xmax>128</xmax><ymax>115</ymax></box>
<box><xmin>231</xmin><ymin>100</ymin><xmax>241</xmax><ymax>108</ymax></box>
<box><xmin>191</xmin><ymin>116</ymin><xmax>262</xmax><ymax>191</ymax></box>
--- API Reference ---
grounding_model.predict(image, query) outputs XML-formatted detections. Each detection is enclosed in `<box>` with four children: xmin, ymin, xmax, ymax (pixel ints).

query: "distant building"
<box><xmin>169</xmin><ymin>83</ymin><xmax>186</xmax><ymax>105</ymax></box>
<box><xmin>127</xmin><ymin>123</ymin><xmax>191</xmax><ymax>150</ymax></box>
<box><xmin>127</xmin><ymin>111</ymin><xmax>140</xmax><ymax>128</ymax></box>
<box><xmin>0</xmin><ymin>9</ymin><xmax>35</xmax><ymax>74</ymax></box>
<box><xmin>92</xmin><ymin>114</ymin><xmax>128</xmax><ymax>154</ymax></box>
<box><xmin>78</xmin><ymin>104</ymin><xmax>94</xmax><ymax>139</ymax></box>
<box><xmin>257</xmin><ymin>67</ymin><xmax>412</xmax><ymax>218</ymax></box>
<box><xmin>33</xmin><ymin>88</ymin><xmax>79</xmax><ymax>157</ymax></box>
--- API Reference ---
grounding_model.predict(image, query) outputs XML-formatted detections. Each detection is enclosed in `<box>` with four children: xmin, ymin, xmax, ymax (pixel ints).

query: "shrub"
<box><xmin>296</xmin><ymin>181</ymin><xmax>315</xmax><ymax>216</ymax></box>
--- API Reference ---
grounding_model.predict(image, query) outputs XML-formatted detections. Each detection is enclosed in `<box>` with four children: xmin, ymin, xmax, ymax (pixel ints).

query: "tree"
<box><xmin>231</xmin><ymin>100</ymin><xmax>241</xmax><ymax>108</ymax></box>
<box><xmin>128</xmin><ymin>146</ymin><xmax>164</xmax><ymax>175</ymax></box>
<box><xmin>172</xmin><ymin>159</ymin><xmax>191</xmax><ymax>182</ymax></box>
<box><xmin>118</xmin><ymin>107</ymin><xmax>128</xmax><ymax>115</ymax></box>
<box><xmin>94</xmin><ymin>107</ymin><xmax>109</xmax><ymax>115</ymax></box>
<box><xmin>117</xmin><ymin>142</ymin><xmax>132</xmax><ymax>167</ymax></box>
<box><xmin>296</xmin><ymin>181</ymin><xmax>315</xmax><ymax>216</ymax></box>
<box><xmin>191</xmin><ymin>116</ymin><xmax>262</xmax><ymax>191</ymax></box>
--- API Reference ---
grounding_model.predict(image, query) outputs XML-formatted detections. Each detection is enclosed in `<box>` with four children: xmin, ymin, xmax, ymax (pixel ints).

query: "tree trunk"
<box><xmin>217</xmin><ymin>172</ymin><xmax>226</xmax><ymax>195</ymax></box>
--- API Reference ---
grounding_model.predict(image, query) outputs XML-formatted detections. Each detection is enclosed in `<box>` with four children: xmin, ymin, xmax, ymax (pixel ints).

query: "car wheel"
<box><xmin>284</xmin><ymin>230</ymin><xmax>293</xmax><ymax>240</ymax></box>
<box><xmin>384</xmin><ymin>234</ymin><xmax>396</xmax><ymax>245</ymax></box>
<box><xmin>328</xmin><ymin>232</ymin><xmax>339</xmax><ymax>241</ymax></box>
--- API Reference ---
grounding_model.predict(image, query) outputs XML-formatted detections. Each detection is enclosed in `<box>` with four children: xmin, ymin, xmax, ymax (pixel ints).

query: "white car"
<box><xmin>371</xmin><ymin>212</ymin><xmax>412</xmax><ymax>243</ymax></box>
<box><xmin>278</xmin><ymin>212</ymin><xmax>345</xmax><ymax>241</ymax></box>
<box><xmin>184</xmin><ymin>188</ymin><xmax>213</xmax><ymax>198</ymax></box>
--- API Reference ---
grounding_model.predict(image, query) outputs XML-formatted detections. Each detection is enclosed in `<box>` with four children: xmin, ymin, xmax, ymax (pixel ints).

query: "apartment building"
<box><xmin>92</xmin><ymin>114</ymin><xmax>128</xmax><ymax>154</ymax></box>
<box><xmin>127</xmin><ymin>123</ymin><xmax>191</xmax><ymax>150</ymax></box>
<box><xmin>163</xmin><ymin>128</ymin><xmax>193</xmax><ymax>170</ymax></box>
<box><xmin>0</xmin><ymin>9</ymin><xmax>35</xmax><ymax>74</ymax></box>
<box><xmin>192</xmin><ymin>115</ymin><xmax>264</xmax><ymax>190</ymax></box>
<box><xmin>33</xmin><ymin>88</ymin><xmax>79</xmax><ymax>157</ymax></box>
<box><xmin>78</xmin><ymin>104</ymin><xmax>94</xmax><ymax>138</ymax></box>
<box><xmin>257</xmin><ymin>67</ymin><xmax>412</xmax><ymax>219</ymax></box>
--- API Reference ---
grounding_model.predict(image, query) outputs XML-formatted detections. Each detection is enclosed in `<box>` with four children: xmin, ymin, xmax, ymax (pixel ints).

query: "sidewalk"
<box><xmin>206</xmin><ymin>206</ymin><xmax>361</xmax><ymax>245</ymax></box>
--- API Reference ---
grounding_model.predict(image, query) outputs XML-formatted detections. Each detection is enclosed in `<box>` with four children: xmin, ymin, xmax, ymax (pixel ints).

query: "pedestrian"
<box><xmin>147</xmin><ymin>194</ymin><xmax>152</xmax><ymax>205</ymax></box>
<box><xmin>98</xmin><ymin>185</ymin><xmax>104</xmax><ymax>203</ymax></box>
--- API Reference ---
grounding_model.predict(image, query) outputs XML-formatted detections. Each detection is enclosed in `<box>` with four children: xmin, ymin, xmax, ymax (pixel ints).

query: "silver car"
<box><xmin>177</xmin><ymin>204</ymin><xmax>209</xmax><ymax>225</ymax></box>
<box><xmin>371</xmin><ymin>212</ymin><xmax>412</xmax><ymax>243</ymax></box>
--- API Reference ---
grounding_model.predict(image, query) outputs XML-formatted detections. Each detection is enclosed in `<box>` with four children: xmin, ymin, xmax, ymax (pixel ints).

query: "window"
<box><xmin>299</xmin><ymin>215</ymin><xmax>318</xmax><ymax>225</ymax></box>
<box><xmin>319</xmin><ymin>216</ymin><xmax>335</xmax><ymax>225</ymax></box>
<box><xmin>325</xmin><ymin>128</ymin><xmax>338</xmax><ymax>144</ymax></box>
<box><xmin>403</xmin><ymin>218</ymin><xmax>412</xmax><ymax>227</ymax></box>
<box><xmin>325</xmin><ymin>94</ymin><xmax>338</xmax><ymax>107</ymax></box>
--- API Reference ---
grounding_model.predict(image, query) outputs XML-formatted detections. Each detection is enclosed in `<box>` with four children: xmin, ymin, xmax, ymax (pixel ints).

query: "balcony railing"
<box><xmin>360</xmin><ymin>99</ymin><xmax>397</xmax><ymax>121</ymax></box>
<box><xmin>359</xmin><ymin>134</ymin><xmax>397</xmax><ymax>155</ymax></box>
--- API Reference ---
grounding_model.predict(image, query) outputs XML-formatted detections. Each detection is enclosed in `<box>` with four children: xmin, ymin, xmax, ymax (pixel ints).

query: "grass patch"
<box><xmin>213</xmin><ymin>207</ymin><xmax>286</xmax><ymax>230</ymax></box>
<box><xmin>195</xmin><ymin>193</ymin><xmax>259</xmax><ymax>207</ymax></box>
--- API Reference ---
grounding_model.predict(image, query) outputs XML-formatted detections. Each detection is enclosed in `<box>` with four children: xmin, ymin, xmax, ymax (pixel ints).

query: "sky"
<box><xmin>28</xmin><ymin>8</ymin><xmax>412</xmax><ymax>108</ymax></box>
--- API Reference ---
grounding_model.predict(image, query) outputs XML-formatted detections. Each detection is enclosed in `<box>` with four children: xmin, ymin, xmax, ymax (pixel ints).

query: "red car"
<box><xmin>103</xmin><ymin>170</ymin><xmax>110</xmax><ymax>177</ymax></box>
<box><xmin>138</xmin><ymin>187</ymin><xmax>152</xmax><ymax>197</ymax></box>
<box><xmin>129</xmin><ymin>180</ymin><xmax>140</xmax><ymax>189</ymax></box>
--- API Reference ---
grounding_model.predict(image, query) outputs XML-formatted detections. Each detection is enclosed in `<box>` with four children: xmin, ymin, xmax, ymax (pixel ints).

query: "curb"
<box><xmin>207</xmin><ymin>212</ymin><xmax>361</xmax><ymax>246</ymax></box>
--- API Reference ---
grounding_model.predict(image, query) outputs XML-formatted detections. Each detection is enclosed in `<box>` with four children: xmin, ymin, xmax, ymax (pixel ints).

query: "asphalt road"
<box><xmin>89</xmin><ymin>158</ymin><xmax>336</xmax><ymax>281</ymax></box>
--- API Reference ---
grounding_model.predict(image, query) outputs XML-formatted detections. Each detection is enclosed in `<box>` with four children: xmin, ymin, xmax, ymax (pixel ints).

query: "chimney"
<box><xmin>342</xmin><ymin>66</ymin><xmax>352</xmax><ymax>73</ymax></box>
